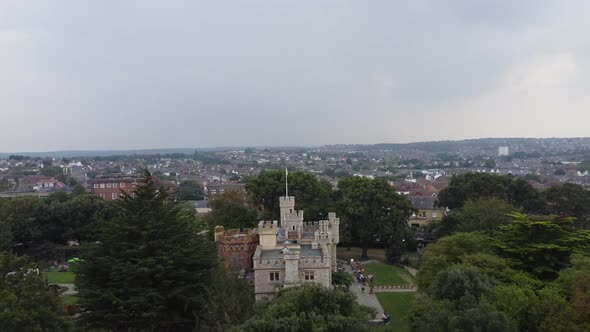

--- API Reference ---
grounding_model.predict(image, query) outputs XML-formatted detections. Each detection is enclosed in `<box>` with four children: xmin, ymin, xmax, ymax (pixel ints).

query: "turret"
<box><xmin>279</xmin><ymin>196</ymin><xmax>296</xmax><ymax>225</ymax></box>
<box><xmin>258</xmin><ymin>220</ymin><xmax>278</xmax><ymax>248</ymax></box>
<box><xmin>328</xmin><ymin>212</ymin><xmax>340</xmax><ymax>245</ymax></box>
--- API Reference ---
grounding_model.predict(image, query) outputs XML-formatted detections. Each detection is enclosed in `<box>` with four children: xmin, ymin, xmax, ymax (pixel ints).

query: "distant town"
<box><xmin>2</xmin><ymin>137</ymin><xmax>589</xmax><ymax>208</ymax></box>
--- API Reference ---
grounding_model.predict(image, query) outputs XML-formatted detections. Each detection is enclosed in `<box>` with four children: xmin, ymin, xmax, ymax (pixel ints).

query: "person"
<box><xmin>382</xmin><ymin>312</ymin><xmax>390</xmax><ymax>324</ymax></box>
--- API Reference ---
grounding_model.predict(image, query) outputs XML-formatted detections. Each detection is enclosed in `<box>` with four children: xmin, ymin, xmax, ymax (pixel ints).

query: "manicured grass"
<box><xmin>337</xmin><ymin>247</ymin><xmax>387</xmax><ymax>262</ymax></box>
<box><xmin>61</xmin><ymin>295</ymin><xmax>79</xmax><ymax>305</ymax></box>
<box><xmin>372</xmin><ymin>292</ymin><xmax>416</xmax><ymax>332</ymax></box>
<box><xmin>44</xmin><ymin>271</ymin><xmax>76</xmax><ymax>284</ymax></box>
<box><xmin>362</xmin><ymin>262</ymin><xmax>415</xmax><ymax>286</ymax></box>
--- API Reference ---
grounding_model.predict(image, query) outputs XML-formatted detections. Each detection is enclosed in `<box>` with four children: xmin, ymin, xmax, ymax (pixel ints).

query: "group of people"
<box><xmin>352</xmin><ymin>262</ymin><xmax>374</xmax><ymax>284</ymax></box>
<box><xmin>350</xmin><ymin>260</ymin><xmax>392</xmax><ymax>326</ymax></box>
<box><xmin>351</xmin><ymin>261</ymin><xmax>375</xmax><ymax>293</ymax></box>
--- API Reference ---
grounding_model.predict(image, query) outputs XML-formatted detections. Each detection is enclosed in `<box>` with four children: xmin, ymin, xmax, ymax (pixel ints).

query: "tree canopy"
<box><xmin>336</xmin><ymin>177</ymin><xmax>414</xmax><ymax>260</ymax></box>
<box><xmin>437</xmin><ymin>173</ymin><xmax>546</xmax><ymax>213</ymax></box>
<box><xmin>206</xmin><ymin>190</ymin><xmax>259</xmax><ymax>229</ymax></box>
<box><xmin>76</xmin><ymin>170</ymin><xmax>219</xmax><ymax>331</ymax></box>
<box><xmin>0</xmin><ymin>252</ymin><xmax>71</xmax><ymax>331</ymax></box>
<box><xmin>245</xmin><ymin>170</ymin><xmax>334</xmax><ymax>220</ymax></box>
<box><xmin>544</xmin><ymin>183</ymin><xmax>590</xmax><ymax>229</ymax></box>
<box><xmin>231</xmin><ymin>285</ymin><xmax>375</xmax><ymax>332</ymax></box>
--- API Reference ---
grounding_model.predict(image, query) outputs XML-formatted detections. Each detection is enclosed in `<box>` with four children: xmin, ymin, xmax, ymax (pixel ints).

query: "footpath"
<box><xmin>340</xmin><ymin>260</ymin><xmax>418</xmax><ymax>320</ymax></box>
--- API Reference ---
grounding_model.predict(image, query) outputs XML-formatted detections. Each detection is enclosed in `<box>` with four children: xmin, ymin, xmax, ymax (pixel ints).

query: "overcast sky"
<box><xmin>1</xmin><ymin>1</ymin><xmax>589</xmax><ymax>152</ymax></box>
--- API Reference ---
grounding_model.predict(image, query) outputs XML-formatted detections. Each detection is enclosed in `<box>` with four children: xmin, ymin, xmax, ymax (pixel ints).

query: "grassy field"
<box><xmin>371</xmin><ymin>292</ymin><xmax>416</xmax><ymax>332</ymax></box>
<box><xmin>337</xmin><ymin>247</ymin><xmax>387</xmax><ymax>262</ymax></box>
<box><xmin>44</xmin><ymin>272</ymin><xmax>76</xmax><ymax>284</ymax></box>
<box><xmin>362</xmin><ymin>262</ymin><xmax>415</xmax><ymax>286</ymax></box>
<box><xmin>61</xmin><ymin>295</ymin><xmax>79</xmax><ymax>305</ymax></box>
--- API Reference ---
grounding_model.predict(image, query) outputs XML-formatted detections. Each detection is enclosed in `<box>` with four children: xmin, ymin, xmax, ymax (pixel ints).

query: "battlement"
<box><xmin>284</xmin><ymin>211</ymin><xmax>304</xmax><ymax>220</ymax></box>
<box><xmin>258</xmin><ymin>220</ymin><xmax>278</xmax><ymax>232</ymax></box>
<box><xmin>279</xmin><ymin>196</ymin><xmax>295</xmax><ymax>206</ymax></box>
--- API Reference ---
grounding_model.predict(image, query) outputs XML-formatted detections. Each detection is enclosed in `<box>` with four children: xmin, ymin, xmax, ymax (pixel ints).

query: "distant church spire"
<box><xmin>285</xmin><ymin>168</ymin><xmax>289</xmax><ymax>197</ymax></box>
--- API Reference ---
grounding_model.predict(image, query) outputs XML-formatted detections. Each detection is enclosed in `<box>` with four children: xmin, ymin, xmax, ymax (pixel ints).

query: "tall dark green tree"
<box><xmin>0</xmin><ymin>252</ymin><xmax>71</xmax><ymax>331</ymax></box>
<box><xmin>437</xmin><ymin>173</ymin><xmax>546</xmax><ymax>213</ymax></box>
<box><xmin>544</xmin><ymin>183</ymin><xmax>590</xmax><ymax>229</ymax></box>
<box><xmin>336</xmin><ymin>177</ymin><xmax>414</xmax><ymax>260</ymax></box>
<box><xmin>176</xmin><ymin>180</ymin><xmax>205</xmax><ymax>201</ymax></box>
<box><xmin>76</xmin><ymin>170</ymin><xmax>218</xmax><ymax>331</ymax></box>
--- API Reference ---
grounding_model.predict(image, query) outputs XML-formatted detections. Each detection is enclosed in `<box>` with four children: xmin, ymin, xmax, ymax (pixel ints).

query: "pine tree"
<box><xmin>76</xmin><ymin>170</ymin><xmax>218</xmax><ymax>331</ymax></box>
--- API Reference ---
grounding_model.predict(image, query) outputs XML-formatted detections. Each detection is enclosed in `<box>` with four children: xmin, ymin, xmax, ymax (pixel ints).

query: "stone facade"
<box><xmin>253</xmin><ymin>195</ymin><xmax>340</xmax><ymax>300</ymax></box>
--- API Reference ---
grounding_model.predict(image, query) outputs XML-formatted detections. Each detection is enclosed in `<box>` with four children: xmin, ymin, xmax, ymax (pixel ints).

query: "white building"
<box><xmin>498</xmin><ymin>146</ymin><xmax>510</xmax><ymax>156</ymax></box>
<box><xmin>253</xmin><ymin>194</ymin><xmax>340</xmax><ymax>300</ymax></box>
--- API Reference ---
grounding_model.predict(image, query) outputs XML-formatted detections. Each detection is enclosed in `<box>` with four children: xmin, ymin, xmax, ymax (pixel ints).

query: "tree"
<box><xmin>429</xmin><ymin>266</ymin><xmax>495</xmax><ymax>301</ymax></box>
<box><xmin>332</xmin><ymin>271</ymin><xmax>354</xmax><ymax>290</ymax></box>
<box><xmin>455</xmin><ymin>198</ymin><xmax>518</xmax><ymax>233</ymax></box>
<box><xmin>231</xmin><ymin>285</ymin><xmax>375</xmax><ymax>332</ymax></box>
<box><xmin>492</xmin><ymin>213</ymin><xmax>590</xmax><ymax>280</ymax></box>
<box><xmin>411</xmin><ymin>294</ymin><xmax>517</xmax><ymax>332</ymax></box>
<box><xmin>416</xmin><ymin>232</ymin><xmax>492</xmax><ymax>290</ymax></box>
<box><xmin>0</xmin><ymin>196</ymin><xmax>49</xmax><ymax>248</ymax></box>
<box><xmin>202</xmin><ymin>268</ymin><xmax>255</xmax><ymax>331</ymax></box>
<box><xmin>437</xmin><ymin>173</ymin><xmax>546</xmax><ymax>213</ymax></box>
<box><xmin>0</xmin><ymin>252</ymin><xmax>71</xmax><ymax>331</ymax></box>
<box><xmin>176</xmin><ymin>180</ymin><xmax>205</xmax><ymax>201</ymax></box>
<box><xmin>45</xmin><ymin>194</ymin><xmax>115</xmax><ymax>244</ymax></box>
<box><xmin>484</xmin><ymin>159</ymin><xmax>496</xmax><ymax>169</ymax></box>
<box><xmin>207</xmin><ymin>190</ymin><xmax>259</xmax><ymax>229</ymax></box>
<box><xmin>246</xmin><ymin>170</ymin><xmax>334</xmax><ymax>220</ymax></box>
<box><xmin>544</xmin><ymin>183</ymin><xmax>590</xmax><ymax>228</ymax></box>
<box><xmin>40</xmin><ymin>166</ymin><xmax>62</xmax><ymax>177</ymax></box>
<box><xmin>336</xmin><ymin>177</ymin><xmax>414</xmax><ymax>260</ymax></box>
<box><xmin>76</xmin><ymin>170</ymin><xmax>218</xmax><ymax>331</ymax></box>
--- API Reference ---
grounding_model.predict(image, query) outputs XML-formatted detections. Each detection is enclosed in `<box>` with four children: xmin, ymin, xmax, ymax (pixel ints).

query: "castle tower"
<box><xmin>280</xmin><ymin>169</ymin><xmax>304</xmax><ymax>240</ymax></box>
<box><xmin>328</xmin><ymin>213</ymin><xmax>340</xmax><ymax>272</ymax></box>
<box><xmin>258</xmin><ymin>220</ymin><xmax>278</xmax><ymax>249</ymax></box>
<box><xmin>328</xmin><ymin>212</ymin><xmax>340</xmax><ymax>245</ymax></box>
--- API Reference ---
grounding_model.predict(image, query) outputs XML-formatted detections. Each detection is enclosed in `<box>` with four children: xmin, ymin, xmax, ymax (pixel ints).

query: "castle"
<box><xmin>253</xmin><ymin>194</ymin><xmax>340</xmax><ymax>299</ymax></box>
<box><xmin>214</xmin><ymin>178</ymin><xmax>341</xmax><ymax>300</ymax></box>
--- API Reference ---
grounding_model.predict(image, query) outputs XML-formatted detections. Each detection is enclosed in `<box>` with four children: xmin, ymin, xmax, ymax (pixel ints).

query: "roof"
<box><xmin>408</xmin><ymin>196</ymin><xmax>440</xmax><ymax>209</ymax></box>
<box><xmin>260</xmin><ymin>245</ymin><xmax>322</xmax><ymax>258</ymax></box>
<box><xmin>89</xmin><ymin>178</ymin><xmax>136</xmax><ymax>184</ymax></box>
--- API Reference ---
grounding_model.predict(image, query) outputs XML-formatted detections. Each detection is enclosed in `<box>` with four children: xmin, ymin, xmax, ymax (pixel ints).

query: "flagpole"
<box><xmin>285</xmin><ymin>168</ymin><xmax>288</xmax><ymax>197</ymax></box>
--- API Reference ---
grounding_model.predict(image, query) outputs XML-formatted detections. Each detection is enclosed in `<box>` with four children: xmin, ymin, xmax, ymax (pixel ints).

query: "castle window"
<box><xmin>292</xmin><ymin>225</ymin><xmax>295</xmax><ymax>231</ymax></box>
<box><xmin>304</xmin><ymin>271</ymin><xmax>314</xmax><ymax>281</ymax></box>
<box><xmin>270</xmin><ymin>272</ymin><xmax>280</xmax><ymax>281</ymax></box>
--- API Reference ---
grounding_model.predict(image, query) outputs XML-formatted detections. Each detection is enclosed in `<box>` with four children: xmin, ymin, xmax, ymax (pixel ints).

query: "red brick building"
<box><xmin>214</xmin><ymin>226</ymin><xmax>258</xmax><ymax>273</ymax></box>
<box><xmin>89</xmin><ymin>178</ymin><xmax>137</xmax><ymax>202</ymax></box>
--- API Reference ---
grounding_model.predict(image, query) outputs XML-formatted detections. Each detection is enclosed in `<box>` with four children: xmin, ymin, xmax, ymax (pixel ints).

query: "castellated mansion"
<box><xmin>214</xmin><ymin>194</ymin><xmax>340</xmax><ymax>300</ymax></box>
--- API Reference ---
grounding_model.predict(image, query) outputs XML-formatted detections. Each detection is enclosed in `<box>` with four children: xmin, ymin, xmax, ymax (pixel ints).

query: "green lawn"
<box><xmin>362</xmin><ymin>262</ymin><xmax>415</xmax><ymax>286</ymax></box>
<box><xmin>371</xmin><ymin>292</ymin><xmax>417</xmax><ymax>332</ymax></box>
<box><xmin>44</xmin><ymin>271</ymin><xmax>76</xmax><ymax>284</ymax></box>
<box><xmin>61</xmin><ymin>295</ymin><xmax>79</xmax><ymax>305</ymax></box>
